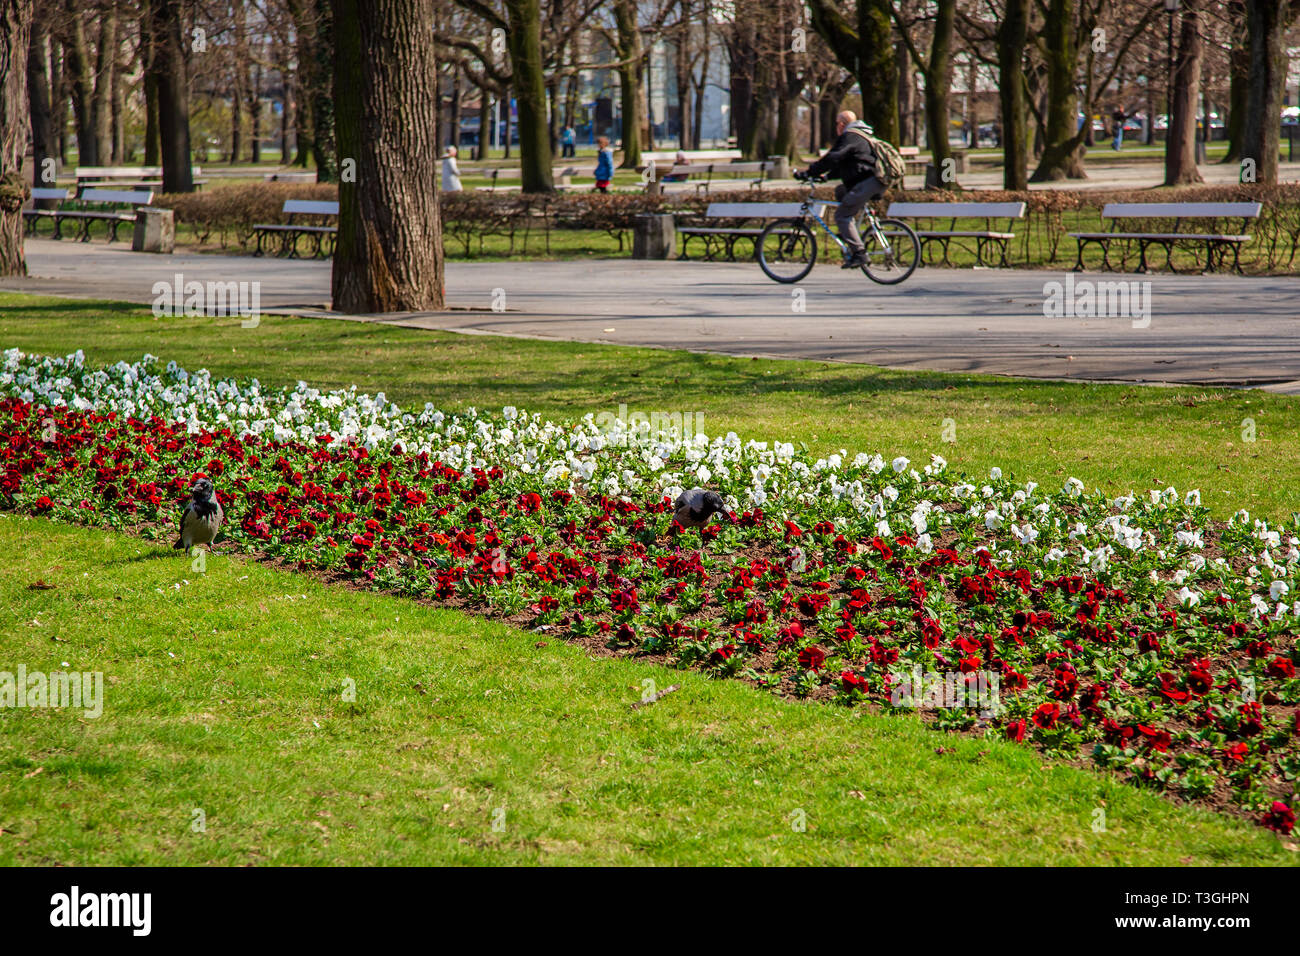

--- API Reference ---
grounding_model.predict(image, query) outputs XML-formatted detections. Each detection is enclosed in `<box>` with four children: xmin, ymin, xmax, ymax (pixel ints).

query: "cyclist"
<box><xmin>797</xmin><ymin>110</ymin><xmax>884</xmax><ymax>269</ymax></box>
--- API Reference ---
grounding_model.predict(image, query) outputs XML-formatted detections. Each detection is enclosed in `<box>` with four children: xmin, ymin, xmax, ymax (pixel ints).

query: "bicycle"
<box><xmin>757</xmin><ymin>175</ymin><xmax>920</xmax><ymax>285</ymax></box>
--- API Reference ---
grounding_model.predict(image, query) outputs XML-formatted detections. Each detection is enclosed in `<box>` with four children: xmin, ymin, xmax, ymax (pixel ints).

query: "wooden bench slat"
<box><xmin>281</xmin><ymin>200</ymin><xmax>340</xmax><ymax>216</ymax></box>
<box><xmin>77</xmin><ymin>189</ymin><xmax>154</xmax><ymax>205</ymax></box>
<box><xmin>914</xmin><ymin>230</ymin><xmax>1017</xmax><ymax>239</ymax></box>
<box><xmin>1100</xmin><ymin>202</ymin><xmax>1262</xmax><ymax>219</ymax></box>
<box><xmin>887</xmin><ymin>202</ymin><xmax>1026</xmax><ymax>219</ymax></box>
<box><xmin>702</xmin><ymin>202</ymin><xmax>825</xmax><ymax>219</ymax></box>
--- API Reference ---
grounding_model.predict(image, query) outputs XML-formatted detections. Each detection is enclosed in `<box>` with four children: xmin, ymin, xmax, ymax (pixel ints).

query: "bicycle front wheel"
<box><xmin>758</xmin><ymin>219</ymin><xmax>818</xmax><ymax>283</ymax></box>
<box><xmin>860</xmin><ymin>218</ymin><xmax>920</xmax><ymax>285</ymax></box>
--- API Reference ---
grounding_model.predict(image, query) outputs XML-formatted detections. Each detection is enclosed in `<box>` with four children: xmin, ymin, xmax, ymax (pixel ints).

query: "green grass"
<box><xmin>1</xmin><ymin>515</ymin><xmax>1292</xmax><ymax>865</ymax></box>
<box><xmin>2</xmin><ymin>292</ymin><xmax>1297</xmax><ymax>522</ymax></box>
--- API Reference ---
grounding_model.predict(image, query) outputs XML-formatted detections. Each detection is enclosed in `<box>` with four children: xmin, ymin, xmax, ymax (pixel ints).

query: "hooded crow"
<box><xmin>673</xmin><ymin>487</ymin><xmax>726</xmax><ymax>530</ymax></box>
<box><xmin>174</xmin><ymin>477</ymin><xmax>224</xmax><ymax>554</ymax></box>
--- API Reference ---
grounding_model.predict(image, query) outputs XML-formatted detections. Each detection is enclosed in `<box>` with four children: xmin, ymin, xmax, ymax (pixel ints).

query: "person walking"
<box><xmin>561</xmin><ymin>125</ymin><xmax>576</xmax><ymax>158</ymax></box>
<box><xmin>593</xmin><ymin>136</ymin><xmax>614</xmax><ymax>193</ymax></box>
<box><xmin>441</xmin><ymin>146</ymin><xmax>462</xmax><ymax>192</ymax></box>
<box><xmin>1111</xmin><ymin>107</ymin><xmax>1127</xmax><ymax>151</ymax></box>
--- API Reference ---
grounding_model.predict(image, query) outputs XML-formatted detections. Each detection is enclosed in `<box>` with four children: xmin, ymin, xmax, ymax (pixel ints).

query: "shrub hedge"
<box><xmin>153</xmin><ymin>182</ymin><xmax>1300</xmax><ymax>273</ymax></box>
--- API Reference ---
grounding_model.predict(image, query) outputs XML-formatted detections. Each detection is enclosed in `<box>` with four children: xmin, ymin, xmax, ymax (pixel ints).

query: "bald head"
<box><xmin>836</xmin><ymin>110</ymin><xmax>857</xmax><ymax>135</ymax></box>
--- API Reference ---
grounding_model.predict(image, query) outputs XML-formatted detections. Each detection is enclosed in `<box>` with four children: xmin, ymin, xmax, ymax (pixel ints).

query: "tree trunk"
<box><xmin>692</xmin><ymin>11</ymin><xmax>709</xmax><ymax>148</ymax></box>
<box><xmin>675</xmin><ymin>28</ymin><xmax>691</xmax><ymax>150</ymax></box>
<box><xmin>91</xmin><ymin>6</ymin><xmax>116</xmax><ymax>164</ymax></box>
<box><xmin>1</xmin><ymin>0</ymin><xmax>33</xmax><ymax>277</ymax></box>
<box><xmin>450</xmin><ymin>68</ymin><xmax>462</xmax><ymax>152</ymax></box>
<box><xmin>143</xmin><ymin>71</ymin><xmax>160</xmax><ymax>164</ymax></box>
<box><xmin>855</xmin><ymin>0</ymin><xmax>897</xmax><ymax>141</ymax></box>
<box><xmin>286</xmin><ymin>0</ymin><xmax>336</xmax><ymax>177</ymax></box>
<box><xmin>614</xmin><ymin>0</ymin><xmax>642</xmax><ymax>167</ymax></box>
<box><xmin>148</xmin><ymin>0</ymin><xmax>193</xmax><ymax>192</ymax></box>
<box><xmin>62</xmin><ymin>0</ymin><xmax>96</xmax><ymax>167</ymax></box>
<box><xmin>919</xmin><ymin>0</ymin><xmax>955</xmax><ymax>185</ymax></box>
<box><xmin>1029</xmin><ymin>0</ymin><xmax>1086</xmax><ymax>181</ymax></box>
<box><xmin>1241</xmin><ymin>0</ymin><xmax>1290</xmax><ymax>185</ymax></box>
<box><xmin>331</xmin><ymin>0</ymin><xmax>443</xmax><ymax>313</ymax></box>
<box><xmin>28</xmin><ymin>10</ymin><xmax>56</xmax><ymax>192</ymax></box>
<box><xmin>249</xmin><ymin>65</ymin><xmax>262</xmax><ymax>163</ymax></box>
<box><xmin>281</xmin><ymin>66</ymin><xmax>292</xmax><ymax>164</ymax></box>
<box><xmin>502</xmin><ymin>84</ymin><xmax>511</xmax><ymax>159</ymax></box>
<box><xmin>1165</xmin><ymin>0</ymin><xmax>1204</xmax><ymax>186</ymax></box>
<box><xmin>476</xmin><ymin>86</ymin><xmax>491</xmax><ymax>160</ymax></box>
<box><xmin>140</xmin><ymin>8</ymin><xmax>160</xmax><ymax>165</ymax></box>
<box><xmin>807</xmin><ymin>0</ymin><xmax>897</xmax><ymax>141</ymax></box>
<box><xmin>895</xmin><ymin>44</ymin><xmax>914</xmax><ymax>146</ymax></box>
<box><xmin>1222</xmin><ymin>0</ymin><xmax>1247</xmax><ymax>163</ymax></box>
<box><xmin>51</xmin><ymin>38</ymin><xmax>66</xmax><ymax>164</ymax></box>
<box><xmin>997</xmin><ymin>0</ymin><xmax>1030</xmax><ymax>190</ymax></box>
<box><xmin>505</xmin><ymin>0</ymin><xmax>553</xmax><ymax>192</ymax></box>
<box><xmin>112</xmin><ymin>45</ymin><xmax>126</xmax><ymax>161</ymax></box>
<box><xmin>230</xmin><ymin>65</ymin><xmax>243</xmax><ymax>163</ymax></box>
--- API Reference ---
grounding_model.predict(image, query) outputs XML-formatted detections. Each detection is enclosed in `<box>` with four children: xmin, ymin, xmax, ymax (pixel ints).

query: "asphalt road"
<box><xmin>6</xmin><ymin>238</ymin><xmax>1300</xmax><ymax>391</ymax></box>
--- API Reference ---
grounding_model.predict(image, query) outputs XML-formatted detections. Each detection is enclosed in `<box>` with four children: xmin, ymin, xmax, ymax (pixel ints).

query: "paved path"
<box><xmin>6</xmin><ymin>238</ymin><xmax>1300</xmax><ymax>392</ymax></box>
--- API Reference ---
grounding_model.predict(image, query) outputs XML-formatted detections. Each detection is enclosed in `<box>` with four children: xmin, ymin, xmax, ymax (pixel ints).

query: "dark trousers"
<box><xmin>834</xmin><ymin>177</ymin><xmax>885</xmax><ymax>257</ymax></box>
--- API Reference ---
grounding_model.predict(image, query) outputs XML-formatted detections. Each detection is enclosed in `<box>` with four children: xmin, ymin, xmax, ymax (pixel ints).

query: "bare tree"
<box><xmin>332</xmin><ymin>0</ymin><xmax>443</xmax><ymax>312</ymax></box>
<box><xmin>1164</xmin><ymin>0</ymin><xmax>1204</xmax><ymax>185</ymax></box>
<box><xmin>1</xmin><ymin>0</ymin><xmax>33</xmax><ymax>277</ymax></box>
<box><xmin>146</xmin><ymin>0</ymin><xmax>194</xmax><ymax>190</ymax></box>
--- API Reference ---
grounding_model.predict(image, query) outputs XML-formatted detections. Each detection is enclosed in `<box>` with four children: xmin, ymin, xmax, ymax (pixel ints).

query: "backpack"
<box><xmin>849</xmin><ymin>127</ymin><xmax>906</xmax><ymax>188</ymax></box>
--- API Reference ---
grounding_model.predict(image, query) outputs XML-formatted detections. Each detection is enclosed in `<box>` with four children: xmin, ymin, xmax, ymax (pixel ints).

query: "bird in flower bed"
<box><xmin>174</xmin><ymin>477</ymin><xmax>224</xmax><ymax>555</ymax></box>
<box><xmin>673</xmin><ymin>487</ymin><xmax>727</xmax><ymax>530</ymax></box>
<box><xmin>2</xmin><ymin>349</ymin><xmax>1299</xmax><ymax>835</ymax></box>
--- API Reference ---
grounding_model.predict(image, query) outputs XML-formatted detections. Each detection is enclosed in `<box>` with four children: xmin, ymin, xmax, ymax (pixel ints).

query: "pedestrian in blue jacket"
<box><xmin>594</xmin><ymin>136</ymin><xmax>614</xmax><ymax>192</ymax></box>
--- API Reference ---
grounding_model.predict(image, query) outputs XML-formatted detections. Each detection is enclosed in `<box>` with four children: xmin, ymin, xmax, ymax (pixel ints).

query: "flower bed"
<box><xmin>2</xmin><ymin>348</ymin><xmax>1297</xmax><ymax>834</ymax></box>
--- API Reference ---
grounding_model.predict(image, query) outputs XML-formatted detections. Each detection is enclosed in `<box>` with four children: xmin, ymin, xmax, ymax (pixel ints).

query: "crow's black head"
<box><xmin>191</xmin><ymin>477</ymin><xmax>215</xmax><ymax>500</ymax></box>
<box><xmin>702</xmin><ymin>491</ymin><xmax>726</xmax><ymax>516</ymax></box>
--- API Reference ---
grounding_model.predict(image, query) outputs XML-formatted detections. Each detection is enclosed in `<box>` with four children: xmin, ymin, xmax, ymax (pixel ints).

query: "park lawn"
<box><xmin>1</xmin><ymin>292</ymin><xmax>1297</xmax><ymax>522</ymax></box>
<box><xmin>0</xmin><ymin>515</ymin><xmax>1294</xmax><ymax>866</ymax></box>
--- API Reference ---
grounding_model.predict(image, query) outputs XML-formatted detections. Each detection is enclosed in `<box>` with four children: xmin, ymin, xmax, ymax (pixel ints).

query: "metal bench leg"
<box><xmin>1135</xmin><ymin>240</ymin><xmax>1150</xmax><ymax>274</ymax></box>
<box><xmin>52</xmin><ymin>215</ymin><xmax>64</xmax><ymax>240</ymax></box>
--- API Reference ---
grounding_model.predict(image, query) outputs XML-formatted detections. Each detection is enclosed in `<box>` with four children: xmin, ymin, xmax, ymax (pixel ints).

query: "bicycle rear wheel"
<box><xmin>758</xmin><ymin>219</ymin><xmax>818</xmax><ymax>283</ymax></box>
<box><xmin>860</xmin><ymin>218</ymin><xmax>920</xmax><ymax>285</ymax></box>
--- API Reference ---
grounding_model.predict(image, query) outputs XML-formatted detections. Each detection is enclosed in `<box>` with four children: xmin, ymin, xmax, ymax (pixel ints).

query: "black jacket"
<box><xmin>807</xmin><ymin>123</ymin><xmax>878</xmax><ymax>188</ymax></box>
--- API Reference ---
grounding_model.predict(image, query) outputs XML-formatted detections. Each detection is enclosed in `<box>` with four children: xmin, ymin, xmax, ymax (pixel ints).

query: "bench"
<box><xmin>263</xmin><ymin>171</ymin><xmax>318</xmax><ymax>183</ymax></box>
<box><xmin>474</xmin><ymin>166</ymin><xmax>580</xmax><ymax>192</ymax></box>
<box><xmin>886</xmin><ymin>201</ymin><xmax>1026</xmax><ymax>267</ymax></box>
<box><xmin>1069</xmin><ymin>202</ymin><xmax>1263</xmax><ymax>274</ymax></box>
<box><xmin>23</xmin><ymin>188</ymin><xmax>153</xmax><ymax>242</ymax></box>
<box><xmin>252</xmin><ymin>199</ymin><xmax>338</xmax><ymax>258</ymax></box>
<box><xmin>640</xmin><ymin>149</ymin><xmax>742</xmax><ymax>164</ymax></box>
<box><xmin>677</xmin><ymin>201</ymin><xmax>829</xmax><ymax>261</ymax></box>
<box><xmin>648</xmin><ymin>160</ymin><xmax>772</xmax><ymax>193</ymax></box>
<box><xmin>74</xmin><ymin>165</ymin><xmax>206</xmax><ymax>191</ymax></box>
